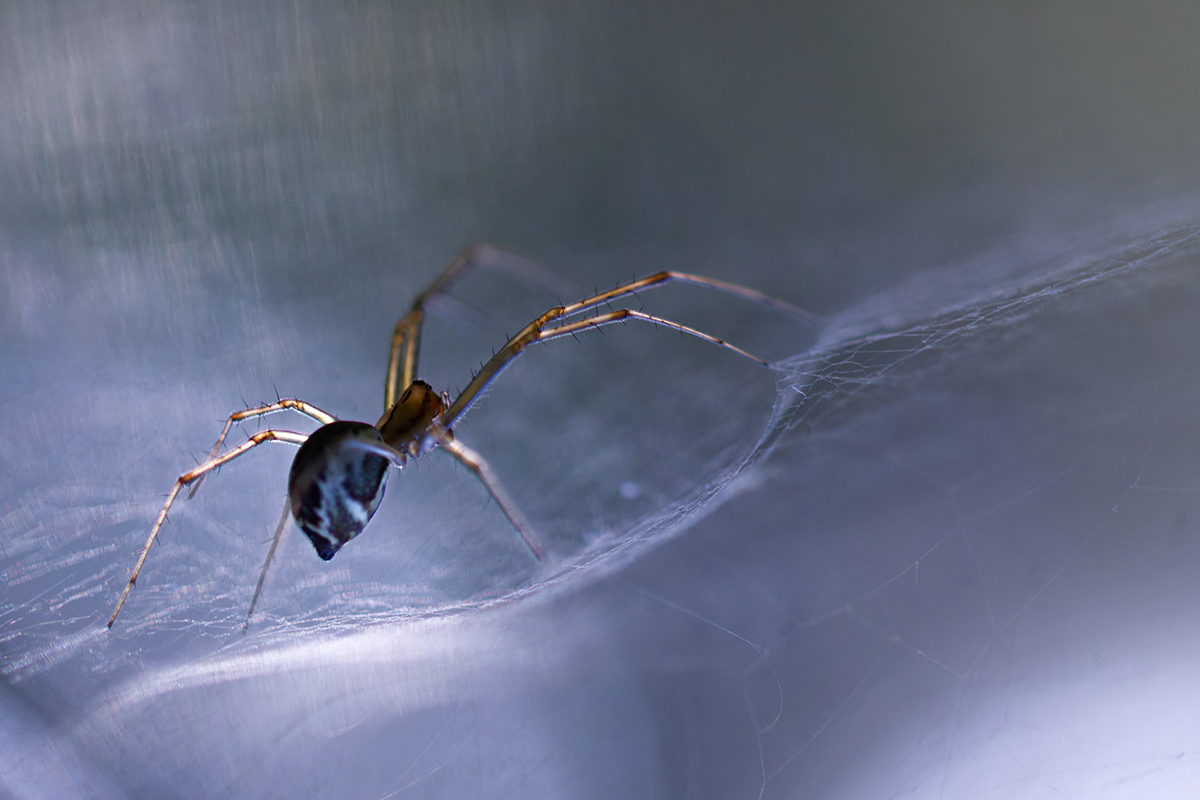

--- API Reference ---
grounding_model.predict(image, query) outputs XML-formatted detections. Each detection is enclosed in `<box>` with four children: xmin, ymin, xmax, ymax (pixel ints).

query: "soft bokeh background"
<box><xmin>3</xmin><ymin>2</ymin><xmax>1200</xmax><ymax>798</ymax></box>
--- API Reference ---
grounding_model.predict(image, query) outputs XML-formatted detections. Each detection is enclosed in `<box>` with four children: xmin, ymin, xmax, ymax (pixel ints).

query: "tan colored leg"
<box><xmin>107</xmin><ymin>429</ymin><xmax>309</xmax><ymax>629</ymax></box>
<box><xmin>438</xmin><ymin>436</ymin><xmax>545</xmax><ymax>561</ymax></box>
<box><xmin>384</xmin><ymin>243</ymin><xmax>575</xmax><ymax>409</ymax></box>
<box><xmin>189</xmin><ymin>400</ymin><xmax>336</xmax><ymax>498</ymax></box>
<box><xmin>242</xmin><ymin>500</ymin><xmax>292</xmax><ymax>633</ymax></box>
<box><xmin>439</xmin><ymin>269</ymin><xmax>813</xmax><ymax>428</ymax></box>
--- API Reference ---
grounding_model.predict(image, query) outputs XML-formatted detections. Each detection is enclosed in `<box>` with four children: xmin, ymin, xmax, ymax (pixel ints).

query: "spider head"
<box><xmin>375</xmin><ymin>379</ymin><xmax>447</xmax><ymax>456</ymax></box>
<box><xmin>288</xmin><ymin>421</ymin><xmax>391</xmax><ymax>560</ymax></box>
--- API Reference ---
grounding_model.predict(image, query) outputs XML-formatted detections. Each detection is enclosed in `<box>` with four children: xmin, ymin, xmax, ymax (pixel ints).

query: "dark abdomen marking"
<box><xmin>288</xmin><ymin>421</ymin><xmax>390</xmax><ymax>560</ymax></box>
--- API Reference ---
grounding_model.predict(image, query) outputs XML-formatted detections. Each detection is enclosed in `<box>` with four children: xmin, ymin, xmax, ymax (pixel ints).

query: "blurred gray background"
<box><xmin>4</xmin><ymin>1</ymin><xmax>1200</xmax><ymax>798</ymax></box>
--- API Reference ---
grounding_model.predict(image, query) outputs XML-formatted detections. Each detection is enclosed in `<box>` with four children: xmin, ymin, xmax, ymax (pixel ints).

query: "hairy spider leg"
<box><xmin>107</xmin><ymin>429</ymin><xmax>309</xmax><ymax>628</ymax></box>
<box><xmin>541</xmin><ymin>309</ymin><xmax>766</xmax><ymax>362</ymax></box>
<box><xmin>555</xmin><ymin>270</ymin><xmax>817</xmax><ymax>326</ymax></box>
<box><xmin>329</xmin><ymin>431</ymin><xmax>543</xmax><ymax>560</ymax></box>
<box><xmin>436</xmin><ymin>434</ymin><xmax>544</xmax><ymax>559</ymax></box>
<box><xmin>385</xmin><ymin>242</ymin><xmax>575</xmax><ymax>409</ymax></box>
<box><xmin>438</xmin><ymin>272</ymin><xmax>815</xmax><ymax>429</ymax></box>
<box><xmin>193</xmin><ymin>401</ymin><xmax>334</xmax><ymax>630</ymax></box>
<box><xmin>189</xmin><ymin>399</ymin><xmax>337</xmax><ymax>498</ymax></box>
<box><xmin>243</xmin><ymin>500</ymin><xmax>292</xmax><ymax>633</ymax></box>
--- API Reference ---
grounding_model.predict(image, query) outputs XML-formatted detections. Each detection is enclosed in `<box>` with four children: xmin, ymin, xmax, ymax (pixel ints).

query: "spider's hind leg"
<box><xmin>189</xmin><ymin>399</ymin><xmax>336</xmax><ymax>498</ymax></box>
<box><xmin>242</xmin><ymin>499</ymin><xmax>292</xmax><ymax>633</ymax></box>
<box><xmin>107</xmin><ymin>428</ymin><xmax>309</xmax><ymax>629</ymax></box>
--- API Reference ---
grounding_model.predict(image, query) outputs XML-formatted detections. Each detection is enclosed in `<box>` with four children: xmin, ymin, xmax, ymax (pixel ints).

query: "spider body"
<box><xmin>288</xmin><ymin>421</ymin><xmax>391</xmax><ymax>560</ymax></box>
<box><xmin>288</xmin><ymin>380</ymin><xmax>449</xmax><ymax>559</ymax></box>
<box><xmin>106</xmin><ymin>243</ymin><xmax>815</xmax><ymax>629</ymax></box>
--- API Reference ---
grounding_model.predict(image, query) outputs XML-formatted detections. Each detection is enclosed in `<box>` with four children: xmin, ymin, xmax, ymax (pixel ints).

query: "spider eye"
<box><xmin>288</xmin><ymin>422</ymin><xmax>391</xmax><ymax>560</ymax></box>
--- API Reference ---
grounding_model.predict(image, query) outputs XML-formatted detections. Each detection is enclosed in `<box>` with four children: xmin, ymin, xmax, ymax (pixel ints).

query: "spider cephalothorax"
<box><xmin>376</xmin><ymin>379</ymin><xmax>448</xmax><ymax>456</ymax></box>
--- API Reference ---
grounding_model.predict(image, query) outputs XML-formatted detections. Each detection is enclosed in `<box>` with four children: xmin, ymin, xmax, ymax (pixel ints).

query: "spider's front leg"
<box><xmin>400</xmin><ymin>264</ymin><xmax>815</xmax><ymax>563</ymax></box>
<box><xmin>384</xmin><ymin>243</ymin><xmax>575</xmax><ymax>410</ymax></box>
<box><xmin>439</xmin><ymin>305</ymin><xmax>771</xmax><ymax>429</ymax></box>
<box><xmin>435</xmin><ymin>268</ymin><xmax>815</xmax><ymax>429</ymax></box>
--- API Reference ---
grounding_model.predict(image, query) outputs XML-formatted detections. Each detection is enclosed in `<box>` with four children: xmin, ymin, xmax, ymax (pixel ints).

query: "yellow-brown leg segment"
<box><xmin>538</xmin><ymin>309</ymin><xmax>768</xmax><ymax>363</ymax></box>
<box><xmin>555</xmin><ymin>271</ymin><xmax>817</xmax><ymax>324</ymax></box>
<box><xmin>438</xmin><ymin>435</ymin><xmax>545</xmax><ymax>560</ymax></box>
<box><xmin>107</xmin><ymin>429</ymin><xmax>309</xmax><ymax>628</ymax></box>
<box><xmin>242</xmin><ymin>499</ymin><xmax>292</xmax><ymax>633</ymax></box>
<box><xmin>384</xmin><ymin>243</ymin><xmax>577</xmax><ymax>410</ymax></box>
<box><xmin>189</xmin><ymin>400</ymin><xmax>336</xmax><ymax>498</ymax></box>
<box><xmin>438</xmin><ymin>285</ymin><xmax>801</xmax><ymax>430</ymax></box>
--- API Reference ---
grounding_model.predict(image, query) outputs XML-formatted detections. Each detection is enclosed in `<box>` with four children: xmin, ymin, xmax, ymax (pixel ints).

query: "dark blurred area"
<box><xmin>3</xmin><ymin>2</ymin><xmax>1200</xmax><ymax>798</ymax></box>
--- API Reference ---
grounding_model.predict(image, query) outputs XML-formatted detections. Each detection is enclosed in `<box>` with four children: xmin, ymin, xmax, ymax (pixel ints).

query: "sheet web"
<box><xmin>609</xmin><ymin>221</ymin><xmax>1200</xmax><ymax>798</ymax></box>
<box><xmin>3</xmin><ymin>220</ymin><xmax>1200</xmax><ymax>798</ymax></box>
<box><xmin>1</xmin><ymin>223</ymin><xmax>1193</xmax><ymax>651</ymax></box>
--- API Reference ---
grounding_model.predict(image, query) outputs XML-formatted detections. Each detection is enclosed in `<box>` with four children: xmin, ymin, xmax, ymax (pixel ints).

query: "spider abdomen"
<box><xmin>287</xmin><ymin>421</ymin><xmax>390</xmax><ymax>560</ymax></box>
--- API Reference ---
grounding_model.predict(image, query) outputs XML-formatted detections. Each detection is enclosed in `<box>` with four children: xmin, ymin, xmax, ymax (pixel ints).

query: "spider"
<box><xmin>106</xmin><ymin>244</ymin><xmax>814</xmax><ymax>629</ymax></box>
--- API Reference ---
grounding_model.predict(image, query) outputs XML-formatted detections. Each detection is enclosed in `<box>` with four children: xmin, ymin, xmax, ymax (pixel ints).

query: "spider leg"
<box><xmin>340</xmin><ymin>424</ymin><xmax>543</xmax><ymax>560</ymax></box>
<box><xmin>242</xmin><ymin>499</ymin><xmax>291</xmax><ymax>633</ymax></box>
<box><xmin>189</xmin><ymin>400</ymin><xmax>336</xmax><ymax>498</ymax></box>
<box><xmin>385</xmin><ymin>243</ymin><xmax>576</xmax><ymax>409</ymax></box>
<box><xmin>538</xmin><ymin>309</ymin><xmax>768</xmax><ymax>364</ymax></box>
<box><xmin>107</xmin><ymin>429</ymin><xmax>309</xmax><ymax>629</ymax></box>
<box><xmin>557</xmin><ymin>271</ymin><xmax>817</xmax><ymax>324</ymax></box>
<box><xmin>439</xmin><ymin>301</ymin><xmax>785</xmax><ymax>429</ymax></box>
<box><xmin>437</xmin><ymin>435</ymin><xmax>545</xmax><ymax>560</ymax></box>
